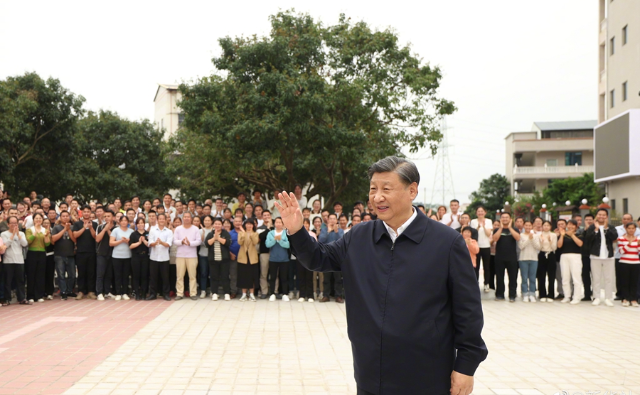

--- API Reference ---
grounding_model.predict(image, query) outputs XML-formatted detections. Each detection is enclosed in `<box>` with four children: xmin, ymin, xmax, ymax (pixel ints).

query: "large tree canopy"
<box><xmin>0</xmin><ymin>73</ymin><xmax>173</xmax><ymax>202</ymax></box>
<box><xmin>466</xmin><ymin>174</ymin><xmax>511</xmax><ymax>215</ymax></box>
<box><xmin>172</xmin><ymin>11</ymin><xmax>455</xmax><ymax>206</ymax></box>
<box><xmin>0</xmin><ymin>72</ymin><xmax>85</xmax><ymax>198</ymax></box>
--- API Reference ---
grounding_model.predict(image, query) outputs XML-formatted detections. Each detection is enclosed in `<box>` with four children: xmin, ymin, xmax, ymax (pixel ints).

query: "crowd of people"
<box><xmin>0</xmin><ymin>187</ymin><xmax>378</xmax><ymax>306</ymax></box>
<box><xmin>1</xmin><ymin>189</ymin><xmax>639</xmax><ymax>308</ymax></box>
<box><xmin>431</xmin><ymin>199</ymin><xmax>640</xmax><ymax>307</ymax></box>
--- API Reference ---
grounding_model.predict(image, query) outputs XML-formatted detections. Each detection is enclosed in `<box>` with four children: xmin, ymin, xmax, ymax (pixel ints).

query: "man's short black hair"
<box><xmin>329</xmin><ymin>213</ymin><xmax>338</xmax><ymax>219</ymax></box>
<box><xmin>333</xmin><ymin>201</ymin><xmax>343</xmax><ymax>208</ymax></box>
<box><xmin>126</xmin><ymin>208</ymin><xmax>135</xmax><ymax>214</ymax></box>
<box><xmin>363</xmin><ymin>213</ymin><xmax>372</xmax><ymax>219</ymax></box>
<box><xmin>557</xmin><ymin>218</ymin><xmax>567</xmax><ymax>224</ymax></box>
<box><xmin>188</xmin><ymin>199</ymin><xmax>196</xmax><ymax>204</ymax></box>
<box><xmin>596</xmin><ymin>208</ymin><xmax>609</xmax><ymax>216</ymax></box>
<box><xmin>584</xmin><ymin>214</ymin><xmax>594</xmax><ymax>220</ymax></box>
<box><xmin>203</xmin><ymin>204</ymin><xmax>211</xmax><ymax>209</ymax></box>
<box><xmin>450</xmin><ymin>199</ymin><xmax>459</xmax><ymax>204</ymax></box>
<box><xmin>81</xmin><ymin>205</ymin><xmax>91</xmax><ymax>211</ymax></box>
<box><xmin>302</xmin><ymin>207</ymin><xmax>311</xmax><ymax>212</ymax></box>
<box><xmin>501</xmin><ymin>212</ymin><xmax>511</xmax><ymax>218</ymax></box>
<box><xmin>164</xmin><ymin>193</ymin><xmax>172</xmax><ymax>198</ymax></box>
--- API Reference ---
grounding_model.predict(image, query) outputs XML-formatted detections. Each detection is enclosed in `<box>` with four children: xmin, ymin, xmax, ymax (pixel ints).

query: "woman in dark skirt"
<box><xmin>205</xmin><ymin>218</ymin><xmax>232</xmax><ymax>301</ymax></box>
<box><xmin>237</xmin><ymin>218</ymin><xmax>260</xmax><ymax>302</ymax></box>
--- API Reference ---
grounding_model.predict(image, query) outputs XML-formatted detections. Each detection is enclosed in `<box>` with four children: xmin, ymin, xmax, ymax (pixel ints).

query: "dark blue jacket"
<box><xmin>288</xmin><ymin>210</ymin><xmax>488</xmax><ymax>395</ymax></box>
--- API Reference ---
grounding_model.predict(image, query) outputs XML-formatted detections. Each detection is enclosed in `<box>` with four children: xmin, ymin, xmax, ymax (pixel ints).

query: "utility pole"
<box><xmin>430</xmin><ymin>116</ymin><xmax>456</xmax><ymax>207</ymax></box>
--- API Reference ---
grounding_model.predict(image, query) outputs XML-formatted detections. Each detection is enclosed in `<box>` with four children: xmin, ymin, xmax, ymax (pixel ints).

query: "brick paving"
<box><xmin>0</xmin><ymin>298</ymin><xmax>172</xmax><ymax>395</ymax></box>
<box><xmin>2</xmin><ymin>290</ymin><xmax>640</xmax><ymax>395</ymax></box>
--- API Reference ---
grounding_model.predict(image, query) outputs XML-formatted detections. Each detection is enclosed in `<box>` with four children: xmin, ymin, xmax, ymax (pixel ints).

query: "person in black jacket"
<box><xmin>277</xmin><ymin>156</ymin><xmax>487</xmax><ymax>395</ymax></box>
<box><xmin>204</xmin><ymin>218</ymin><xmax>232</xmax><ymax>301</ymax></box>
<box><xmin>584</xmin><ymin>208</ymin><xmax>618</xmax><ymax>306</ymax></box>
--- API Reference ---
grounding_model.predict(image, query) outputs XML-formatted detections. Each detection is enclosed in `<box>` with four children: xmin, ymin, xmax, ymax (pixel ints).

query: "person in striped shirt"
<box><xmin>617</xmin><ymin>222</ymin><xmax>640</xmax><ymax>307</ymax></box>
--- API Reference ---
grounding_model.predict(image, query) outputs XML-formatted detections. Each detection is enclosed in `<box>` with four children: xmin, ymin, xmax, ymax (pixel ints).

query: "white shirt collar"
<box><xmin>383</xmin><ymin>207</ymin><xmax>418</xmax><ymax>243</ymax></box>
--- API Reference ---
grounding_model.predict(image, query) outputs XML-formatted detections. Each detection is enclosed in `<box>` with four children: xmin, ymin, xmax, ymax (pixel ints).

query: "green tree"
<box><xmin>542</xmin><ymin>173</ymin><xmax>604</xmax><ymax>208</ymax></box>
<box><xmin>72</xmin><ymin>110</ymin><xmax>174</xmax><ymax>202</ymax></box>
<box><xmin>173</xmin><ymin>10</ymin><xmax>455</xmax><ymax>208</ymax></box>
<box><xmin>466</xmin><ymin>174</ymin><xmax>510</xmax><ymax>215</ymax></box>
<box><xmin>0</xmin><ymin>72</ymin><xmax>85</xmax><ymax>198</ymax></box>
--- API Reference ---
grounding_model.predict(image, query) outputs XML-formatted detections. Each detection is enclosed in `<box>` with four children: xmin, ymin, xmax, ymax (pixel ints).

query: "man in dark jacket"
<box><xmin>584</xmin><ymin>208</ymin><xmax>618</xmax><ymax>306</ymax></box>
<box><xmin>276</xmin><ymin>156</ymin><xmax>487</xmax><ymax>395</ymax></box>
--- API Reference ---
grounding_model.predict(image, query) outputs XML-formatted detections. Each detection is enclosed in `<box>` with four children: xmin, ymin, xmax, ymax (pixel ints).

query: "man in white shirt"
<box><xmin>294</xmin><ymin>184</ymin><xmax>307</xmax><ymax>208</ymax></box>
<box><xmin>470</xmin><ymin>206</ymin><xmax>494</xmax><ymax>290</ymax></box>
<box><xmin>163</xmin><ymin>193</ymin><xmax>177</xmax><ymax>222</ymax></box>
<box><xmin>440</xmin><ymin>199</ymin><xmax>462</xmax><ymax>229</ymax></box>
<box><xmin>147</xmin><ymin>213</ymin><xmax>174</xmax><ymax>301</ymax></box>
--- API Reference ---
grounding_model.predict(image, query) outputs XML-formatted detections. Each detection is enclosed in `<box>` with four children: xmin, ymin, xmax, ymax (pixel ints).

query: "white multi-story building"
<box><xmin>153</xmin><ymin>83</ymin><xmax>182</xmax><ymax>139</ymax></box>
<box><xmin>505</xmin><ymin>121</ymin><xmax>597</xmax><ymax>197</ymax></box>
<box><xmin>594</xmin><ymin>0</ymin><xmax>640</xmax><ymax>217</ymax></box>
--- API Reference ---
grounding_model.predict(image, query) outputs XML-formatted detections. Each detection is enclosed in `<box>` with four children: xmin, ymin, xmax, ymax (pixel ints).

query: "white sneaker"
<box><xmin>122</xmin><ymin>294</ymin><xmax>130</xmax><ymax>300</ymax></box>
<box><xmin>224</xmin><ymin>294</ymin><xmax>231</xmax><ymax>301</ymax></box>
<box><xmin>212</xmin><ymin>294</ymin><xmax>219</xmax><ymax>301</ymax></box>
<box><xmin>115</xmin><ymin>295</ymin><xmax>122</xmax><ymax>301</ymax></box>
<box><xmin>46</xmin><ymin>295</ymin><xmax>53</xmax><ymax>300</ymax></box>
<box><xmin>570</xmin><ymin>298</ymin><xmax>581</xmax><ymax>305</ymax></box>
<box><xmin>561</xmin><ymin>297</ymin><xmax>571</xmax><ymax>303</ymax></box>
<box><xmin>269</xmin><ymin>294</ymin><xmax>276</xmax><ymax>302</ymax></box>
<box><xmin>547</xmin><ymin>298</ymin><xmax>554</xmax><ymax>303</ymax></box>
<box><xmin>298</xmin><ymin>297</ymin><xmax>305</xmax><ymax>302</ymax></box>
<box><xmin>239</xmin><ymin>294</ymin><xmax>248</xmax><ymax>302</ymax></box>
<box><xmin>483</xmin><ymin>284</ymin><xmax>490</xmax><ymax>293</ymax></box>
<box><xmin>592</xmin><ymin>298</ymin><xmax>601</xmax><ymax>306</ymax></box>
<box><xmin>539</xmin><ymin>298</ymin><xmax>547</xmax><ymax>302</ymax></box>
<box><xmin>529</xmin><ymin>295</ymin><xmax>536</xmax><ymax>303</ymax></box>
<box><xmin>28</xmin><ymin>299</ymin><xmax>35</xmax><ymax>303</ymax></box>
<box><xmin>200</xmin><ymin>291</ymin><xmax>206</xmax><ymax>299</ymax></box>
<box><xmin>605</xmin><ymin>299</ymin><xmax>614</xmax><ymax>307</ymax></box>
<box><xmin>37</xmin><ymin>298</ymin><xmax>44</xmax><ymax>303</ymax></box>
<box><xmin>522</xmin><ymin>296</ymin><xmax>529</xmax><ymax>303</ymax></box>
<box><xmin>288</xmin><ymin>292</ymin><xmax>294</xmax><ymax>299</ymax></box>
<box><xmin>249</xmin><ymin>294</ymin><xmax>256</xmax><ymax>302</ymax></box>
<box><xmin>107</xmin><ymin>293</ymin><xmax>115</xmax><ymax>299</ymax></box>
<box><xmin>308</xmin><ymin>298</ymin><xmax>314</xmax><ymax>303</ymax></box>
<box><xmin>622</xmin><ymin>300</ymin><xmax>630</xmax><ymax>307</ymax></box>
<box><xmin>282</xmin><ymin>295</ymin><xmax>290</xmax><ymax>302</ymax></box>
<box><xmin>97</xmin><ymin>294</ymin><xmax>105</xmax><ymax>301</ymax></box>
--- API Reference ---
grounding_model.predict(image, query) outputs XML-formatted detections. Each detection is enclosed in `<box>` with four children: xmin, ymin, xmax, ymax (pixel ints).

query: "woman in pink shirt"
<box><xmin>618</xmin><ymin>222</ymin><xmax>640</xmax><ymax>307</ymax></box>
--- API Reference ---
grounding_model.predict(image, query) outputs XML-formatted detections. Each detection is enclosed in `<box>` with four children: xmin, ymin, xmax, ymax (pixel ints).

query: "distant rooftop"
<box><xmin>532</xmin><ymin>120</ymin><xmax>598</xmax><ymax>131</ymax></box>
<box><xmin>153</xmin><ymin>83</ymin><xmax>180</xmax><ymax>102</ymax></box>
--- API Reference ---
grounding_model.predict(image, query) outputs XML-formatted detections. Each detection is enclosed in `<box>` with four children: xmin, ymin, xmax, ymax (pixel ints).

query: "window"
<box><xmin>610</xmin><ymin>36</ymin><xmax>615</xmax><ymax>55</ymax></box>
<box><xmin>622</xmin><ymin>25</ymin><xmax>627</xmax><ymax>45</ymax></box>
<box><xmin>610</xmin><ymin>89</ymin><xmax>615</xmax><ymax>108</ymax></box>
<box><xmin>622</xmin><ymin>81</ymin><xmax>628</xmax><ymax>101</ymax></box>
<box><xmin>565</xmin><ymin>152</ymin><xmax>582</xmax><ymax>166</ymax></box>
<box><xmin>546</xmin><ymin>159</ymin><xmax>558</xmax><ymax>167</ymax></box>
<box><xmin>178</xmin><ymin>113</ymin><xmax>185</xmax><ymax>126</ymax></box>
<box><xmin>611</xmin><ymin>199</ymin><xmax>616</xmax><ymax>211</ymax></box>
<box><xmin>548</xmin><ymin>179</ymin><xmax>554</xmax><ymax>187</ymax></box>
<box><xmin>623</xmin><ymin>198</ymin><xmax>628</xmax><ymax>214</ymax></box>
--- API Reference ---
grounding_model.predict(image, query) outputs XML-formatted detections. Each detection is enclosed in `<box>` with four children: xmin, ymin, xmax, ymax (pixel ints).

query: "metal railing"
<box><xmin>513</xmin><ymin>165</ymin><xmax>594</xmax><ymax>174</ymax></box>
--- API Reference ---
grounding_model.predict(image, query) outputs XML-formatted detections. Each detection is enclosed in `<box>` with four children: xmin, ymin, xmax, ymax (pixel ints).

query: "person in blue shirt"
<box><xmin>266</xmin><ymin>217</ymin><xmax>291</xmax><ymax>301</ymax></box>
<box><xmin>228</xmin><ymin>217</ymin><xmax>242</xmax><ymax>298</ymax></box>
<box><xmin>318</xmin><ymin>213</ymin><xmax>344</xmax><ymax>303</ymax></box>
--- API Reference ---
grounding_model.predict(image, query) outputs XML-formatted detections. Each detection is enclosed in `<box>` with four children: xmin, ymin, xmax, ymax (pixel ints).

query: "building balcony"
<box><xmin>511</xmin><ymin>137</ymin><xmax>593</xmax><ymax>153</ymax></box>
<box><xmin>599</xmin><ymin>19</ymin><xmax>607</xmax><ymax>44</ymax></box>
<box><xmin>513</xmin><ymin>164</ymin><xmax>594</xmax><ymax>178</ymax></box>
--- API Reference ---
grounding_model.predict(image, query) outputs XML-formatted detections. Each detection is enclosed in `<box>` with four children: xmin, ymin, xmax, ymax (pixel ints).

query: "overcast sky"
<box><xmin>0</xmin><ymin>1</ymin><xmax>598</xmax><ymax>205</ymax></box>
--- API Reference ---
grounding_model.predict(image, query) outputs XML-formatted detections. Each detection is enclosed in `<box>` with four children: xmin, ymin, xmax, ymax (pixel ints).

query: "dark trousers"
<box><xmin>357</xmin><ymin>388</ymin><xmax>376</xmax><ymax>395</ymax></box>
<box><xmin>122</xmin><ymin>256</ymin><xmax>131</xmax><ymax>295</ymax></box>
<box><xmin>209</xmin><ymin>259</ymin><xmax>230</xmax><ymax>295</ymax></box>
<box><xmin>198</xmin><ymin>255</ymin><xmax>209</xmax><ymax>293</ymax></box>
<box><xmin>581</xmin><ymin>252</ymin><xmax>592</xmax><ymax>299</ymax></box>
<box><xmin>112</xmin><ymin>258</ymin><xmax>130</xmax><ymax>296</ymax></box>
<box><xmin>149</xmin><ymin>260</ymin><xmax>170</xmax><ymax>297</ymax></box>
<box><xmin>476</xmin><ymin>247</ymin><xmax>491</xmax><ymax>283</ymax></box>
<box><xmin>489</xmin><ymin>254</ymin><xmax>496</xmax><ymax>289</ymax></box>
<box><xmin>495</xmin><ymin>258</ymin><xmax>518</xmax><ymax>300</ymax></box>
<box><xmin>96</xmin><ymin>255</ymin><xmax>113</xmax><ymax>295</ymax></box>
<box><xmin>4</xmin><ymin>264</ymin><xmax>26</xmax><ymax>302</ymax></box>
<box><xmin>615</xmin><ymin>258</ymin><xmax>622</xmax><ymax>298</ymax></box>
<box><xmin>269</xmin><ymin>261</ymin><xmax>289</xmax><ymax>295</ymax></box>
<box><xmin>619</xmin><ymin>262</ymin><xmax>640</xmax><ymax>302</ymax></box>
<box><xmin>537</xmin><ymin>251</ymin><xmax>556</xmax><ymax>299</ymax></box>
<box><xmin>131</xmin><ymin>253</ymin><xmax>150</xmax><ymax>296</ymax></box>
<box><xmin>45</xmin><ymin>254</ymin><xmax>55</xmax><ymax>296</ymax></box>
<box><xmin>323</xmin><ymin>271</ymin><xmax>344</xmax><ymax>298</ymax></box>
<box><xmin>297</xmin><ymin>262</ymin><xmax>314</xmax><ymax>299</ymax></box>
<box><xmin>25</xmin><ymin>251</ymin><xmax>46</xmax><ymax>301</ymax></box>
<box><xmin>76</xmin><ymin>252</ymin><xmax>97</xmax><ymax>294</ymax></box>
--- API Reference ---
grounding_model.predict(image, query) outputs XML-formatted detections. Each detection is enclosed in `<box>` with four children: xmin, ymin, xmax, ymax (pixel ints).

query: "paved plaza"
<box><xmin>1</xmin><ymin>289</ymin><xmax>640</xmax><ymax>395</ymax></box>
